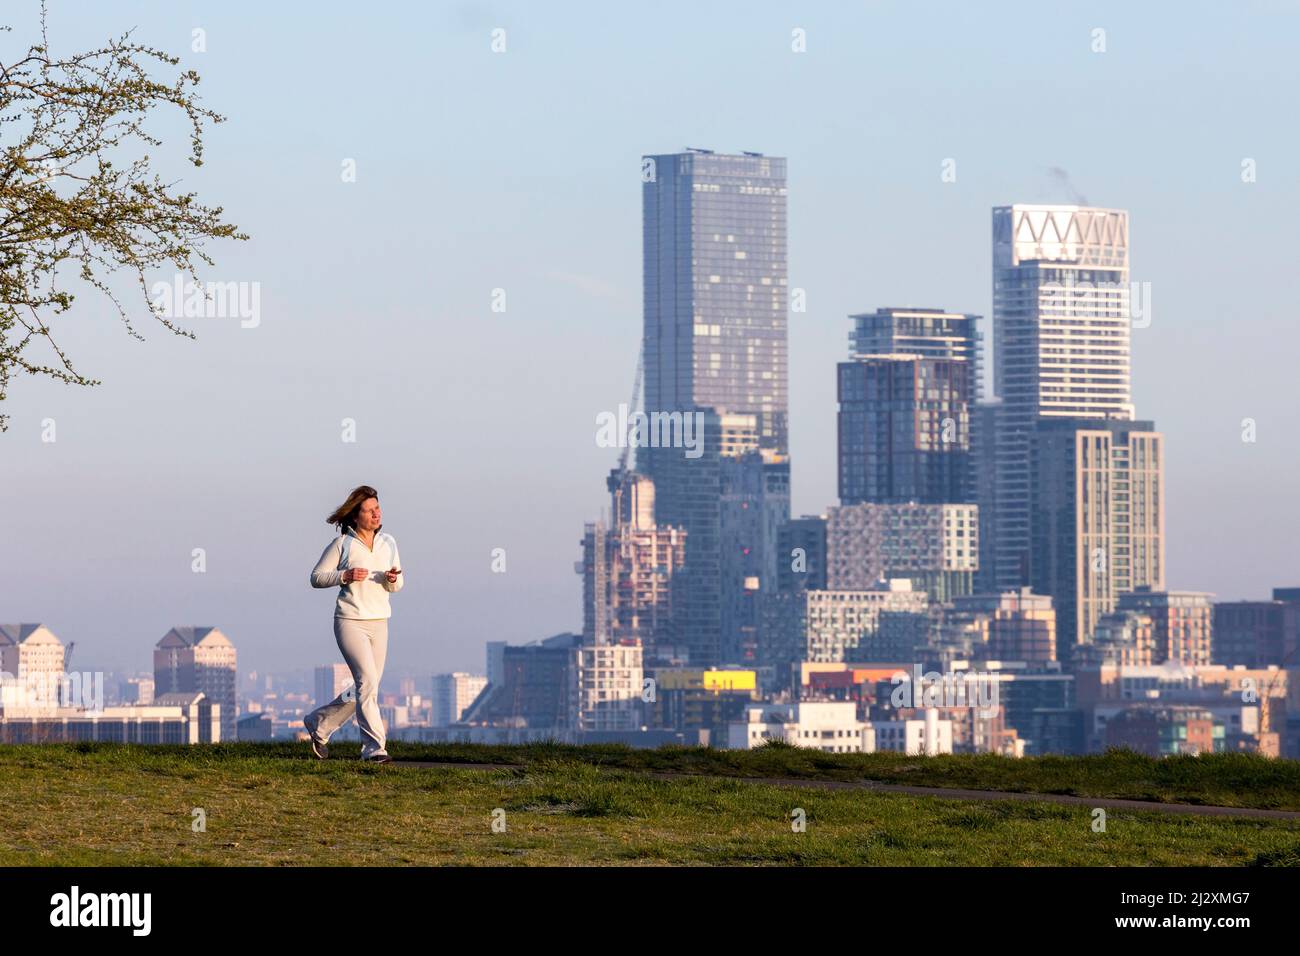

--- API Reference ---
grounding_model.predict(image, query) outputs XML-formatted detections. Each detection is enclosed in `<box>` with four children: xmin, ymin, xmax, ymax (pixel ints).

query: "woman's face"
<box><xmin>356</xmin><ymin>497</ymin><xmax>382</xmax><ymax>532</ymax></box>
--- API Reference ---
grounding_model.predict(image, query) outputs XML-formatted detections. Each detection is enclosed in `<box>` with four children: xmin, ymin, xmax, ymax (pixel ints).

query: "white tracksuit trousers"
<box><xmin>306</xmin><ymin>617</ymin><xmax>388</xmax><ymax>758</ymax></box>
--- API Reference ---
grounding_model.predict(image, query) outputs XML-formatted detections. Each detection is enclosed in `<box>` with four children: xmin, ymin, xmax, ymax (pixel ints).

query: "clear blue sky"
<box><xmin>3</xmin><ymin>1</ymin><xmax>1298</xmax><ymax>680</ymax></box>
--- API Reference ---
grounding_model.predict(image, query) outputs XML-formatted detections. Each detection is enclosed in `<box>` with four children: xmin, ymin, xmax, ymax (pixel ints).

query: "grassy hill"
<box><xmin>389</xmin><ymin>739</ymin><xmax>1300</xmax><ymax>811</ymax></box>
<box><xmin>1</xmin><ymin>742</ymin><xmax>1297</xmax><ymax>866</ymax></box>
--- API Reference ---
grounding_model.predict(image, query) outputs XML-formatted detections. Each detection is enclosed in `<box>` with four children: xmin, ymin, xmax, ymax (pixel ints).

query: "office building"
<box><xmin>641</xmin><ymin>410</ymin><xmax>725</xmax><ymax>666</ymax></box>
<box><xmin>1213</xmin><ymin>588</ymin><xmax>1300</xmax><ymax>667</ymax></box>
<box><xmin>943</xmin><ymin>660</ymin><xmax>1078</xmax><ymax>755</ymax></box>
<box><xmin>719</xmin><ymin>447</ymin><xmax>790</xmax><ymax>665</ymax></box>
<box><xmin>775</xmin><ymin>515</ymin><xmax>828</xmax><ymax>594</ymax></box>
<box><xmin>314</xmin><ymin>663</ymin><xmax>352</xmax><ymax>707</ymax></box>
<box><xmin>758</xmin><ymin>515</ymin><xmax>828</xmax><ymax>689</ymax></box>
<box><xmin>842</xmin><ymin>307</ymin><xmax>980</xmax><ymax>506</ymax></box>
<box><xmin>573</xmin><ymin>640</ymin><xmax>644</xmax><ymax>732</ymax></box>
<box><xmin>430</xmin><ymin>672</ymin><xmax>488</xmax><ymax>727</ymax></box>
<box><xmin>645</xmin><ymin>409</ymin><xmax>789</xmax><ymax>667</ymax></box>
<box><xmin>838</xmin><ymin>355</ymin><xmax>973</xmax><ymax>505</ymax></box>
<box><xmin>849</xmin><ymin>307</ymin><xmax>981</xmax><ymax>394</ymax></box>
<box><xmin>460</xmin><ymin>633</ymin><xmax>644</xmax><ymax>734</ymax></box>
<box><xmin>462</xmin><ymin>633</ymin><xmax>581</xmax><ymax>729</ymax></box>
<box><xmin>641</xmin><ymin>150</ymin><xmax>788</xmax><ymax>455</ymax></box>
<box><xmin>153</xmin><ymin>627</ymin><xmax>237</xmax><ymax>742</ymax></box>
<box><xmin>640</xmin><ymin>150</ymin><xmax>789</xmax><ymax>670</ymax></box>
<box><xmin>0</xmin><ymin>624</ymin><xmax>66</xmax><ymax>687</ymax></box>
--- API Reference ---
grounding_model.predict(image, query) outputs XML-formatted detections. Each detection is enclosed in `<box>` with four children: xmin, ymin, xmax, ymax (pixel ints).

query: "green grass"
<box><xmin>0</xmin><ymin>742</ymin><xmax>1297</xmax><ymax>865</ymax></box>
<box><xmin>394</xmin><ymin>739</ymin><xmax>1300</xmax><ymax>811</ymax></box>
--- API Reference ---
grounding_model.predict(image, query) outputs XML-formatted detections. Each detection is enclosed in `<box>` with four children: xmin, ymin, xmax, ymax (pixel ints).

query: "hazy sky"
<box><xmin>3</xmin><ymin>1</ymin><xmax>1298</xmax><ymax>682</ymax></box>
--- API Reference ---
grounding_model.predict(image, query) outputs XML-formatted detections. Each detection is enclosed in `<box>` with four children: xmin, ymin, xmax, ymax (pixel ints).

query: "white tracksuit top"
<box><xmin>310</xmin><ymin>528</ymin><xmax>404</xmax><ymax>619</ymax></box>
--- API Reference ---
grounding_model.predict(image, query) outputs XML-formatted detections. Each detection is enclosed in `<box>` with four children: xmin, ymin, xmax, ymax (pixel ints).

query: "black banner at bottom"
<box><xmin>11</xmin><ymin>866</ymin><xmax>1289</xmax><ymax>940</ymax></box>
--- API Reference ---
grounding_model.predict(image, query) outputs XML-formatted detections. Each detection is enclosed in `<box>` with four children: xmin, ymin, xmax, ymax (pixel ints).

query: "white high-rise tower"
<box><xmin>991</xmin><ymin>204</ymin><xmax>1133</xmax><ymax>589</ymax></box>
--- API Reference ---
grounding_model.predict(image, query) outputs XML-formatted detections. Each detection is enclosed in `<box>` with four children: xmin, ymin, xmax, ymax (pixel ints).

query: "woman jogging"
<box><xmin>303</xmin><ymin>484</ymin><xmax>403</xmax><ymax>762</ymax></box>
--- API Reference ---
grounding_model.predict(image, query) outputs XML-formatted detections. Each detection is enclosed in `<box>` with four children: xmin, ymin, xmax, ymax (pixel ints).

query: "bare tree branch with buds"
<box><xmin>0</xmin><ymin>3</ymin><xmax>245</xmax><ymax>430</ymax></box>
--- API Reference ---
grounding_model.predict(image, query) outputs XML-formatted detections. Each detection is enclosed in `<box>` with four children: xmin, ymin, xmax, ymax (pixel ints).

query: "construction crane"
<box><xmin>1255</xmin><ymin>643</ymin><xmax>1296</xmax><ymax>739</ymax></box>
<box><xmin>616</xmin><ymin>343</ymin><xmax>643</xmax><ymax>476</ymax></box>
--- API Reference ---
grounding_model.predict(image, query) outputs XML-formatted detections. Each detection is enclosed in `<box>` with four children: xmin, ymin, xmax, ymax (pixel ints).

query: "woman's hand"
<box><xmin>385</xmin><ymin>567</ymin><xmax>401</xmax><ymax>584</ymax></box>
<box><xmin>342</xmin><ymin>567</ymin><xmax>370</xmax><ymax>583</ymax></box>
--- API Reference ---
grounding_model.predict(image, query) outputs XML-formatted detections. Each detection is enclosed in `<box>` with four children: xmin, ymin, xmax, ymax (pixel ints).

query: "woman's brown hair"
<box><xmin>327</xmin><ymin>485</ymin><xmax>380</xmax><ymax>534</ymax></box>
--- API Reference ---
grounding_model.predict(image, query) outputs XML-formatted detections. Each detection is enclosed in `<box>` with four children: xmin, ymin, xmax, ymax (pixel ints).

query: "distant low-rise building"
<box><xmin>430</xmin><ymin>672</ymin><xmax>488</xmax><ymax>727</ymax></box>
<box><xmin>872</xmin><ymin>710</ymin><xmax>955</xmax><ymax>755</ymax></box>
<box><xmin>726</xmin><ymin>700</ymin><xmax>871</xmax><ymax>752</ymax></box>
<box><xmin>648</xmin><ymin>667</ymin><xmax>758</xmax><ymax>743</ymax></box>
<box><xmin>314</xmin><ymin>663</ymin><xmax>352</xmax><ymax>707</ymax></box>
<box><xmin>805</xmin><ymin>580</ymin><xmax>930</xmax><ymax>663</ymax></box>
<box><xmin>1102</xmin><ymin>704</ymin><xmax>1223</xmax><ymax>756</ymax></box>
<box><xmin>1074</xmin><ymin>660</ymin><xmax>1289</xmax><ymax>755</ymax></box>
<box><xmin>573</xmin><ymin>640</ymin><xmax>643</xmax><ymax>732</ymax></box>
<box><xmin>463</xmin><ymin>632</ymin><xmax>645</xmax><ymax>733</ymax></box>
<box><xmin>1213</xmin><ymin>588</ymin><xmax>1300</xmax><ymax>668</ymax></box>
<box><xmin>1091</xmin><ymin>700</ymin><xmax>1274</xmax><ymax>757</ymax></box>
<box><xmin>1117</xmin><ymin>589</ymin><xmax>1214</xmax><ymax>666</ymax></box>
<box><xmin>462</xmin><ymin>633</ymin><xmax>580</xmax><ymax>730</ymax></box>
<box><xmin>0</xmin><ymin>691</ymin><xmax>220</xmax><ymax>744</ymax></box>
<box><xmin>941</xmin><ymin>589</ymin><xmax>1056</xmax><ymax>663</ymax></box>
<box><xmin>1077</xmin><ymin>610</ymin><xmax>1157</xmax><ymax>667</ymax></box>
<box><xmin>947</xmin><ymin>660</ymin><xmax>1077</xmax><ymax>755</ymax></box>
<box><xmin>869</xmin><ymin>667</ymin><xmax>1009</xmax><ymax>755</ymax></box>
<box><xmin>119</xmin><ymin>676</ymin><xmax>155</xmax><ymax>706</ymax></box>
<box><xmin>379</xmin><ymin>703</ymin><xmax>410</xmax><ymax>729</ymax></box>
<box><xmin>801</xmin><ymin>663</ymin><xmax>915</xmax><ymax>717</ymax></box>
<box><xmin>237</xmin><ymin>712</ymin><xmax>273</xmax><ymax>741</ymax></box>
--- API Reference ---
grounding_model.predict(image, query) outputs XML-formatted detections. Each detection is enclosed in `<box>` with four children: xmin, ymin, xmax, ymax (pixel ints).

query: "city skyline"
<box><xmin>0</xmin><ymin>179</ymin><xmax>1276</xmax><ymax>677</ymax></box>
<box><xmin>3</xmin><ymin>2</ymin><xmax>1298</xmax><ymax>678</ymax></box>
<box><xmin>5</xmin><ymin>0</ymin><xmax>1300</xmax><ymax>900</ymax></box>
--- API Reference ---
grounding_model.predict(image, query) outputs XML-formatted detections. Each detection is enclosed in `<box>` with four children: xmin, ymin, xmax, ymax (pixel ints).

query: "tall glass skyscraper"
<box><xmin>837</xmin><ymin>355</ymin><xmax>973</xmax><ymax>504</ymax></box>
<box><xmin>640</xmin><ymin>150</ymin><xmax>789</xmax><ymax>667</ymax></box>
<box><xmin>840</xmin><ymin>307</ymin><xmax>981</xmax><ymax>505</ymax></box>
<box><xmin>848</xmin><ymin>307</ymin><xmax>981</xmax><ymax>407</ymax></box>
<box><xmin>991</xmin><ymin>205</ymin><xmax>1133</xmax><ymax>590</ymax></box>
<box><xmin>641</xmin><ymin>150</ymin><xmax>788</xmax><ymax>454</ymax></box>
